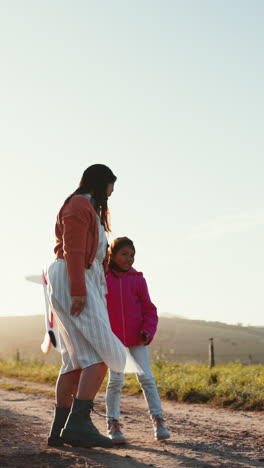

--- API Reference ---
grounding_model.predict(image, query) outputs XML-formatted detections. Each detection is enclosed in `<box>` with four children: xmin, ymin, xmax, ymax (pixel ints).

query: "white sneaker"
<box><xmin>151</xmin><ymin>415</ymin><xmax>170</xmax><ymax>440</ymax></box>
<box><xmin>107</xmin><ymin>419</ymin><xmax>126</xmax><ymax>445</ymax></box>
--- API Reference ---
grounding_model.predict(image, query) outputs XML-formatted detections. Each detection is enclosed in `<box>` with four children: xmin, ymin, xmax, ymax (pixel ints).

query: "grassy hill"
<box><xmin>0</xmin><ymin>315</ymin><xmax>264</xmax><ymax>364</ymax></box>
<box><xmin>153</xmin><ymin>316</ymin><xmax>264</xmax><ymax>364</ymax></box>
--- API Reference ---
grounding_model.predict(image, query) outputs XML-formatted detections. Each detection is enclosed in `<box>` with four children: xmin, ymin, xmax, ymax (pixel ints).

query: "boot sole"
<box><xmin>155</xmin><ymin>434</ymin><xmax>171</xmax><ymax>441</ymax></box>
<box><xmin>47</xmin><ymin>437</ymin><xmax>64</xmax><ymax>447</ymax></box>
<box><xmin>61</xmin><ymin>430</ymin><xmax>113</xmax><ymax>448</ymax></box>
<box><xmin>111</xmin><ymin>439</ymin><xmax>127</xmax><ymax>445</ymax></box>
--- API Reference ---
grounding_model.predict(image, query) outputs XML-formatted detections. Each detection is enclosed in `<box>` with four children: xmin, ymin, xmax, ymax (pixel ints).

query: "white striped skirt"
<box><xmin>47</xmin><ymin>259</ymin><xmax>142</xmax><ymax>375</ymax></box>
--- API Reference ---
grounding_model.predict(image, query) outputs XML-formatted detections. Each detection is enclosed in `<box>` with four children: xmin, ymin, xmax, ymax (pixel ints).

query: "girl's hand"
<box><xmin>70</xmin><ymin>296</ymin><xmax>86</xmax><ymax>316</ymax></box>
<box><xmin>140</xmin><ymin>331</ymin><xmax>151</xmax><ymax>346</ymax></box>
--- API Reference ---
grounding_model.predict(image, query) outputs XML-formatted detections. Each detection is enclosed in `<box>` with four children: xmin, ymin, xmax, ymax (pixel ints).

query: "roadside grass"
<box><xmin>0</xmin><ymin>382</ymin><xmax>54</xmax><ymax>398</ymax></box>
<box><xmin>1</xmin><ymin>359</ymin><xmax>264</xmax><ymax>410</ymax></box>
<box><xmin>0</xmin><ymin>359</ymin><xmax>59</xmax><ymax>384</ymax></box>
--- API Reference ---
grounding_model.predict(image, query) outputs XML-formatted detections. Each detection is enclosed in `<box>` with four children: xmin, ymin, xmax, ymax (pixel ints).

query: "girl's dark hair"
<box><xmin>109</xmin><ymin>237</ymin><xmax>135</xmax><ymax>256</ymax></box>
<box><xmin>65</xmin><ymin>164</ymin><xmax>117</xmax><ymax>231</ymax></box>
<box><xmin>108</xmin><ymin>237</ymin><xmax>135</xmax><ymax>272</ymax></box>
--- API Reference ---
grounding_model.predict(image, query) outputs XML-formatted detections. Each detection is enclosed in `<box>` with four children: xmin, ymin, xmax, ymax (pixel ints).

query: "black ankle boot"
<box><xmin>61</xmin><ymin>398</ymin><xmax>113</xmax><ymax>448</ymax></box>
<box><xmin>48</xmin><ymin>406</ymin><xmax>70</xmax><ymax>446</ymax></box>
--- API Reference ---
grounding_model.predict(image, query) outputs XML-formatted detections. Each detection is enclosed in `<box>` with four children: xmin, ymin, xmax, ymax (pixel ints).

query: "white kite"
<box><xmin>25</xmin><ymin>270</ymin><xmax>61</xmax><ymax>354</ymax></box>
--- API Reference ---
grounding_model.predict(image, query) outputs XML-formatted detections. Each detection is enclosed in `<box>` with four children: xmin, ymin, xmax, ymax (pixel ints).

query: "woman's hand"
<box><xmin>140</xmin><ymin>331</ymin><xmax>151</xmax><ymax>346</ymax></box>
<box><xmin>70</xmin><ymin>296</ymin><xmax>86</xmax><ymax>316</ymax></box>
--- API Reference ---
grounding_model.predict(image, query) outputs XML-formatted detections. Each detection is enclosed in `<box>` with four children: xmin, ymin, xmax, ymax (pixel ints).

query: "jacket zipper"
<box><xmin>120</xmin><ymin>278</ymin><xmax>126</xmax><ymax>344</ymax></box>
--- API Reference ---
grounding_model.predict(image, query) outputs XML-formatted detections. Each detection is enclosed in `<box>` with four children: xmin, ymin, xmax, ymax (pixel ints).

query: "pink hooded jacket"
<box><xmin>106</xmin><ymin>267</ymin><xmax>158</xmax><ymax>347</ymax></box>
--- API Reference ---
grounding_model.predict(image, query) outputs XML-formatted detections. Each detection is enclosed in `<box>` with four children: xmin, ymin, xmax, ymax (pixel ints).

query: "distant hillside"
<box><xmin>1</xmin><ymin>315</ymin><xmax>264</xmax><ymax>364</ymax></box>
<box><xmin>152</xmin><ymin>317</ymin><xmax>264</xmax><ymax>364</ymax></box>
<box><xmin>0</xmin><ymin>315</ymin><xmax>54</xmax><ymax>363</ymax></box>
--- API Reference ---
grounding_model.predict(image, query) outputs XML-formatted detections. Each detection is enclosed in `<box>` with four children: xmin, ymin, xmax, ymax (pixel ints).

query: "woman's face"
<box><xmin>107</xmin><ymin>183</ymin><xmax>115</xmax><ymax>198</ymax></box>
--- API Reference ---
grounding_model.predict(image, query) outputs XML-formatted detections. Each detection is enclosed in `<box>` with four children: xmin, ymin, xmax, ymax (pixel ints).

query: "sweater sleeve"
<box><xmin>138</xmin><ymin>276</ymin><xmax>158</xmax><ymax>342</ymax></box>
<box><xmin>61</xmin><ymin>202</ymin><xmax>91</xmax><ymax>296</ymax></box>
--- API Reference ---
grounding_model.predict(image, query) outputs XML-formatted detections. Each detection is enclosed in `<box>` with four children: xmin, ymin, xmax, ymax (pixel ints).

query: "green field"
<box><xmin>1</xmin><ymin>359</ymin><xmax>264</xmax><ymax>411</ymax></box>
<box><xmin>1</xmin><ymin>315</ymin><xmax>264</xmax><ymax>364</ymax></box>
<box><xmin>1</xmin><ymin>314</ymin><xmax>264</xmax><ymax>410</ymax></box>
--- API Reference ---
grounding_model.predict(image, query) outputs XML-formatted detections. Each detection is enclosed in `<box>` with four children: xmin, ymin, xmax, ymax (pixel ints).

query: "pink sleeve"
<box><xmin>138</xmin><ymin>277</ymin><xmax>158</xmax><ymax>342</ymax></box>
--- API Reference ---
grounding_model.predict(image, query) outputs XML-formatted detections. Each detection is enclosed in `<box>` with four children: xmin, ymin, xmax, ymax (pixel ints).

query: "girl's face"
<box><xmin>111</xmin><ymin>246</ymin><xmax>135</xmax><ymax>271</ymax></box>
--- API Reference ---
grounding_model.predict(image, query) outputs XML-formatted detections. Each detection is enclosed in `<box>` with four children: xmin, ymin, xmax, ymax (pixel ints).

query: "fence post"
<box><xmin>209</xmin><ymin>338</ymin><xmax>215</xmax><ymax>368</ymax></box>
<box><xmin>16</xmin><ymin>349</ymin><xmax>20</xmax><ymax>362</ymax></box>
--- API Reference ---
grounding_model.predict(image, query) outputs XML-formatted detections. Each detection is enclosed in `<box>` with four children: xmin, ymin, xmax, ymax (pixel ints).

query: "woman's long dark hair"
<box><xmin>65</xmin><ymin>164</ymin><xmax>117</xmax><ymax>231</ymax></box>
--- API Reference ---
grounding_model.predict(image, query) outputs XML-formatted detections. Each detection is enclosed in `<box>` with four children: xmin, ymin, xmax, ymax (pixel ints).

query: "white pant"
<box><xmin>106</xmin><ymin>346</ymin><xmax>163</xmax><ymax>420</ymax></box>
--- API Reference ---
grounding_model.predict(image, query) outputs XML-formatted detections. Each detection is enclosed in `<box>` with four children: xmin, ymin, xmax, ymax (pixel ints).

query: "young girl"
<box><xmin>105</xmin><ymin>237</ymin><xmax>170</xmax><ymax>444</ymax></box>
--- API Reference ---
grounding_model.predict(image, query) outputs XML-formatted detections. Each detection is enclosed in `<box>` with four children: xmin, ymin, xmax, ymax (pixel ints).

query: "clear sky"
<box><xmin>1</xmin><ymin>1</ymin><xmax>264</xmax><ymax>325</ymax></box>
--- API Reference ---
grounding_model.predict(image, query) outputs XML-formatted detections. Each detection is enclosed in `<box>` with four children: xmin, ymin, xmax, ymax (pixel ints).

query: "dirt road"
<box><xmin>1</xmin><ymin>377</ymin><xmax>264</xmax><ymax>468</ymax></box>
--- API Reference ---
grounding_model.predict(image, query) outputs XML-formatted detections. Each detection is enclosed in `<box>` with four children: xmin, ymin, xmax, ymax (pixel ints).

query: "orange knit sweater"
<box><xmin>54</xmin><ymin>195</ymin><xmax>99</xmax><ymax>296</ymax></box>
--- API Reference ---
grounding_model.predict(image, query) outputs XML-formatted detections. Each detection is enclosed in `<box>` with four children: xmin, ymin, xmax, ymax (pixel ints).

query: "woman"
<box><xmin>47</xmin><ymin>164</ymin><xmax>141</xmax><ymax>449</ymax></box>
